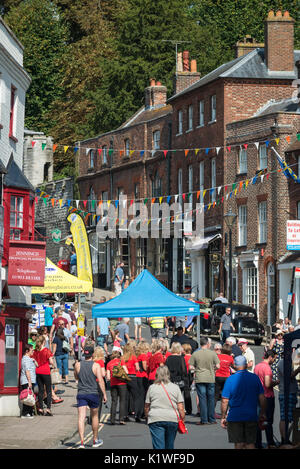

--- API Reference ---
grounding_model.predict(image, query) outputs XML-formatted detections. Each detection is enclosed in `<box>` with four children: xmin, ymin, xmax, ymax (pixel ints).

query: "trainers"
<box><xmin>92</xmin><ymin>438</ymin><xmax>103</xmax><ymax>448</ymax></box>
<box><xmin>78</xmin><ymin>441</ymin><xmax>85</xmax><ymax>449</ymax></box>
<box><xmin>21</xmin><ymin>414</ymin><xmax>34</xmax><ymax>419</ymax></box>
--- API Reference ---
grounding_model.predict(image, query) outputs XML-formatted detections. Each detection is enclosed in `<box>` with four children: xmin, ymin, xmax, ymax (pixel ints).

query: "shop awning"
<box><xmin>185</xmin><ymin>233</ymin><xmax>221</xmax><ymax>251</ymax></box>
<box><xmin>92</xmin><ymin>269</ymin><xmax>200</xmax><ymax>318</ymax></box>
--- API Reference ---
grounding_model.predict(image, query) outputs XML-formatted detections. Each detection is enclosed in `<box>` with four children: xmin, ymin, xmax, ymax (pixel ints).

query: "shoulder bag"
<box><xmin>161</xmin><ymin>383</ymin><xmax>188</xmax><ymax>434</ymax></box>
<box><xmin>50</xmin><ymin>357</ymin><xmax>61</xmax><ymax>385</ymax></box>
<box><xmin>112</xmin><ymin>360</ymin><xmax>131</xmax><ymax>382</ymax></box>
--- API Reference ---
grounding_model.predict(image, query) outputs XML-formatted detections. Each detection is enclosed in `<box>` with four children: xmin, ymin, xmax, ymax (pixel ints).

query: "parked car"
<box><xmin>206</xmin><ymin>302</ymin><xmax>265</xmax><ymax>345</ymax></box>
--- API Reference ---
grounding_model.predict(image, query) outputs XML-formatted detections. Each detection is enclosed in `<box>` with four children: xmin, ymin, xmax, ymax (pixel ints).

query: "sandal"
<box><xmin>44</xmin><ymin>410</ymin><xmax>53</xmax><ymax>416</ymax></box>
<box><xmin>119</xmin><ymin>421</ymin><xmax>126</xmax><ymax>425</ymax></box>
<box><xmin>37</xmin><ymin>409</ymin><xmax>44</xmax><ymax>416</ymax></box>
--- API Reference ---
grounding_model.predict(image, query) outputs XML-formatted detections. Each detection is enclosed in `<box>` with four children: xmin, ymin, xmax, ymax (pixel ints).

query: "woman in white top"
<box><xmin>20</xmin><ymin>344</ymin><xmax>36</xmax><ymax>418</ymax></box>
<box><xmin>144</xmin><ymin>365</ymin><xmax>185</xmax><ymax>449</ymax></box>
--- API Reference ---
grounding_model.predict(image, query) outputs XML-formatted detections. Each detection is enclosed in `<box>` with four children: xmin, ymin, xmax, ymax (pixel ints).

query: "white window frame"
<box><xmin>188</xmin><ymin>165</ymin><xmax>193</xmax><ymax>207</ymax></box>
<box><xmin>89</xmin><ymin>149</ymin><xmax>95</xmax><ymax>169</ymax></box>
<box><xmin>238</xmin><ymin>205</ymin><xmax>247</xmax><ymax>246</ymax></box>
<box><xmin>199</xmin><ymin>100</ymin><xmax>204</xmax><ymax>127</ymax></box>
<box><xmin>187</xmin><ymin>105</ymin><xmax>193</xmax><ymax>131</ymax></box>
<box><xmin>258</xmin><ymin>201</ymin><xmax>267</xmax><ymax>243</ymax></box>
<box><xmin>178</xmin><ymin>110</ymin><xmax>183</xmax><ymax>135</ymax></box>
<box><xmin>245</xmin><ymin>267</ymin><xmax>258</xmax><ymax>310</ymax></box>
<box><xmin>211</xmin><ymin>158</ymin><xmax>216</xmax><ymax>202</ymax></box>
<box><xmin>210</xmin><ymin>95</ymin><xmax>216</xmax><ymax>122</ymax></box>
<box><xmin>259</xmin><ymin>144</ymin><xmax>268</xmax><ymax>170</ymax></box>
<box><xmin>178</xmin><ymin>168</ymin><xmax>183</xmax><ymax>210</ymax></box>
<box><xmin>125</xmin><ymin>139</ymin><xmax>130</xmax><ymax>157</ymax></box>
<box><xmin>102</xmin><ymin>145</ymin><xmax>107</xmax><ymax>164</ymax></box>
<box><xmin>239</xmin><ymin>147</ymin><xmax>247</xmax><ymax>174</ymax></box>
<box><xmin>199</xmin><ymin>161</ymin><xmax>204</xmax><ymax>204</ymax></box>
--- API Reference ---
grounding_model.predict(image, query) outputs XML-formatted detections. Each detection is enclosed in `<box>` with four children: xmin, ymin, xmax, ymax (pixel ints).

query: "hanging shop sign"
<box><xmin>7</xmin><ymin>240</ymin><xmax>46</xmax><ymax>286</ymax></box>
<box><xmin>287</xmin><ymin>220</ymin><xmax>300</xmax><ymax>251</ymax></box>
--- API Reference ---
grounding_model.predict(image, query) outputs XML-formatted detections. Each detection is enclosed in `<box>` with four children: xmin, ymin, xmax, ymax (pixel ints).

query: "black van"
<box><xmin>207</xmin><ymin>303</ymin><xmax>265</xmax><ymax>345</ymax></box>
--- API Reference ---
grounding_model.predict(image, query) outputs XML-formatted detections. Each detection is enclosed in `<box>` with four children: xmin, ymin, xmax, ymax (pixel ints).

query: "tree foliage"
<box><xmin>2</xmin><ymin>0</ymin><xmax>299</xmax><ymax>178</ymax></box>
<box><xmin>4</xmin><ymin>0</ymin><xmax>69</xmax><ymax>134</ymax></box>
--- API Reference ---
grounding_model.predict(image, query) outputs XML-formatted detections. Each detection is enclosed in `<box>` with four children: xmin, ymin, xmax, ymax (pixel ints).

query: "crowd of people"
<box><xmin>20</xmin><ymin>298</ymin><xmax>300</xmax><ymax>450</ymax></box>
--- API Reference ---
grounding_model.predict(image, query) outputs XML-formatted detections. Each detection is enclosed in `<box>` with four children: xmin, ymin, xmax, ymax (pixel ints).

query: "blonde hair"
<box><xmin>136</xmin><ymin>341</ymin><xmax>150</xmax><ymax>356</ymax></box>
<box><xmin>151</xmin><ymin>339</ymin><xmax>161</xmax><ymax>354</ymax></box>
<box><xmin>170</xmin><ymin>342</ymin><xmax>182</xmax><ymax>355</ymax></box>
<box><xmin>158</xmin><ymin>338</ymin><xmax>168</xmax><ymax>353</ymax></box>
<box><xmin>123</xmin><ymin>344</ymin><xmax>136</xmax><ymax>362</ymax></box>
<box><xmin>93</xmin><ymin>346</ymin><xmax>105</xmax><ymax>361</ymax></box>
<box><xmin>35</xmin><ymin>336</ymin><xmax>46</xmax><ymax>351</ymax></box>
<box><xmin>182</xmin><ymin>343</ymin><xmax>192</xmax><ymax>354</ymax></box>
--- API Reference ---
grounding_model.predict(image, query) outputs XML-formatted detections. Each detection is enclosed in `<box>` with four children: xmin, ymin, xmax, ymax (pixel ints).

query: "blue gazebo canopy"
<box><xmin>92</xmin><ymin>269</ymin><xmax>200</xmax><ymax>319</ymax></box>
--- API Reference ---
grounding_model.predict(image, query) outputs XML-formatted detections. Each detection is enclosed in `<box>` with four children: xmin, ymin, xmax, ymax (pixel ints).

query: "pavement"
<box><xmin>0</xmin><ymin>365</ymin><xmax>79</xmax><ymax>450</ymax></box>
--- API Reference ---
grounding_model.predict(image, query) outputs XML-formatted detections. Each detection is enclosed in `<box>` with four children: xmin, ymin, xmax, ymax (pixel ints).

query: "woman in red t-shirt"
<box><xmin>214</xmin><ymin>343</ymin><xmax>234</xmax><ymax>412</ymax></box>
<box><xmin>136</xmin><ymin>341</ymin><xmax>152</xmax><ymax>420</ymax></box>
<box><xmin>33</xmin><ymin>336</ymin><xmax>54</xmax><ymax>416</ymax></box>
<box><xmin>106</xmin><ymin>351</ymin><xmax>128</xmax><ymax>425</ymax></box>
<box><xmin>148</xmin><ymin>339</ymin><xmax>166</xmax><ymax>385</ymax></box>
<box><xmin>123</xmin><ymin>344</ymin><xmax>141</xmax><ymax>421</ymax></box>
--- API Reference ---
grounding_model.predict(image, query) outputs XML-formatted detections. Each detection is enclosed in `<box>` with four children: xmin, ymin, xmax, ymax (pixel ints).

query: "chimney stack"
<box><xmin>174</xmin><ymin>51</ymin><xmax>201</xmax><ymax>95</ymax></box>
<box><xmin>235</xmin><ymin>35</ymin><xmax>264</xmax><ymax>58</ymax></box>
<box><xmin>264</xmin><ymin>10</ymin><xmax>295</xmax><ymax>73</ymax></box>
<box><xmin>144</xmin><ymin>79</ymin><xmax>167</xmax><ymax>110</ymax></box>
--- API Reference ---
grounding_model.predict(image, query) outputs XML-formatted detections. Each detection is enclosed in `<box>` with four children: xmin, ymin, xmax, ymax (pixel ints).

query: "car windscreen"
<box><xmin>232</xmin><ymin>307</ymin><xmax>257</xmax><ymax>319</ymax></box>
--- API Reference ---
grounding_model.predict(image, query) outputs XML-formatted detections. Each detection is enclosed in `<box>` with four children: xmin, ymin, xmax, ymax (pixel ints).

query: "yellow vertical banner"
<box><xmin>67</xmin><ymin>213</ymin><xmax>93</xmax><ymax>286</ymax></box>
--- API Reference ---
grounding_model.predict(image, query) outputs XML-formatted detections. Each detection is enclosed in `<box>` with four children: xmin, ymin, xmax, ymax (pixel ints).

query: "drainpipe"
<box><xmin>167</xmin><ymin>121</ymin><xmax>173</xmax><ymax>290</ymax></box>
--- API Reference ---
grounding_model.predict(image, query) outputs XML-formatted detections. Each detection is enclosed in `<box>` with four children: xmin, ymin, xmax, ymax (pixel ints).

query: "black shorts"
<box><xmin>227</xmin><ymin>421</ymin><xmax>257</xmax><ymax>444</ymax></box>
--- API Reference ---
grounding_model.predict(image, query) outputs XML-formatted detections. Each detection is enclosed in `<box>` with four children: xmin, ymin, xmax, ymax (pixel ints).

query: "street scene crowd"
<box><xmin>20</xmin><ymin>290</ymin><xmax>300</xmax><ymax>450</ymax></box>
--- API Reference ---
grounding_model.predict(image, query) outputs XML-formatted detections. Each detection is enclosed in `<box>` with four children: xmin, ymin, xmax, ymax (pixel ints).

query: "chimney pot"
<box><xmin>150</xmin><ymin>78</ymin><xmax>156</xmax><ymax>87</ymax></box>
<box><xmin>183</xmin><ymin>50</ymin><xmax>190</xmax><ymax>72</ymax></box>
<box><xmin>283</xmin><ymin>10</ymin><xmax>290</xmax><ymax>18</ymax></box>
<box><xmin>268</xmin><ymin>10</ymin><xmax>275</xmax><ymax>18</ymax></box>
<box><xmin>156</xmin><ymin>81</ymin><xmax>162</xmax><ymax>86</ymax></box>
<box><xmin>276</xmin><ymin>10</ymin><xmax>282</xmax><ymax>17</ymax></box>
<box><xmin>177</xmin><ymin>52</ymin><xmax>183</xmax><ymax>72</ymax></box>
<box><xmin>190</xmin><ymin>59</ymin><xmax>197</xmax><ymax>73</ymax></box>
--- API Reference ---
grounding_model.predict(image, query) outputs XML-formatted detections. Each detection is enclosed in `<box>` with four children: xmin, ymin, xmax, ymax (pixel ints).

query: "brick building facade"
<box><xmin>77</xmin><ymin>10</ymin><xmax>300</xmax><ymax>325</ymax></box>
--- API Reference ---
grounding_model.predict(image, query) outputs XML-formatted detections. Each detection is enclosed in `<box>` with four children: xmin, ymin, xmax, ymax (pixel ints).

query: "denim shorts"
<box><xmin>77</xmin><ymin>393</ymin><xmax>100</xmax><ymax>409</ymax></box>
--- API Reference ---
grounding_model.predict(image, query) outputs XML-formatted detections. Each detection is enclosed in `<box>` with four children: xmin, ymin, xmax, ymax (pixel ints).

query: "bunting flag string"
<box><xmin>29</xmin><ymin>135</ymin><xmax>300</xmax><ymax>160</ymax></box>
<box><xmin>35</xmin><ymin>157</ymin><xmax>300</xmax><ymax>226</ymax></box>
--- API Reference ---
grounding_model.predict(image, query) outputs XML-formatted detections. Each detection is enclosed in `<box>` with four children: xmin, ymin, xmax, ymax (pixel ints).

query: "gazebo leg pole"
<box><xmin>197</xmin><ymin>314</ymin><xmax>200</xmax><ymax>346</ymax></box>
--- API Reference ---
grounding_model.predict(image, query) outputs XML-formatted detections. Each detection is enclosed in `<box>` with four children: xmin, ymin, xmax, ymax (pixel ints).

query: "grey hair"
<box><xmin>154</xmin><ymin>365</ymin><xmax>171</xmax><ymax>384</ymax></box>
<box><xmin>226</xmin><ymin>336</ymin><xmax>236</xmax><ymax>345</ymax></box>
<box><xmin>214</xmin><ymin>343</ymin><xmax>222</xmax><ymax>350</ymax></box>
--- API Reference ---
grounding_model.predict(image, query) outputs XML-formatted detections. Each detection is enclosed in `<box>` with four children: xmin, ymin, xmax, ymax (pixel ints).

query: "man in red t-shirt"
<box><xmin>214</xmin><ymin>343</ymin><xmax>234</xmax><ymax>418</ymax></box>
<box><xmin>254</xmin><ymin>349</ymin><xmax>278</xmax><ymax>449</ymax></box>
<box><xmin>49</xmin><ymin>310</ymin><xmax>69</xmax><ymax>345</ymax></box>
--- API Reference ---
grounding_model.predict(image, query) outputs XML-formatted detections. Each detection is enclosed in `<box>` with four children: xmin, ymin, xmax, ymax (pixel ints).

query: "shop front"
<box><xmin>0</xmin><ymin>304</ymin><xmax>33</xmax><ymax>416</ymax></box>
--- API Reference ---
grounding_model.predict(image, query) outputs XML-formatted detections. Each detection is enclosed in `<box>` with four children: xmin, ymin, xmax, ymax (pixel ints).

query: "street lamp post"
<box><xmin>224</xmin><ymin>210</ymin><xmax>237</xmax><ymax>304</ymax></box>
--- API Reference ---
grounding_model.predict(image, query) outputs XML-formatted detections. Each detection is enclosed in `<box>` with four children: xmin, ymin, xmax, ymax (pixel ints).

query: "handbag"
<box><xmin>161</xmin><ymin>383</ymin><xmax>188</xmax><ymax>434</ymax></box>
<box><xmin>62</xmin><ymin>339</ymin><xmax>71</xmax><ymax>353</ymax></box>
<box><xmin>20</xmin><ymin>388</ymin><xmax>36</xmax><ymax>407</ymax></box>
<box><xmin>51</xmin><ymin>367</ymin><xmax>61</xmax><ymax>385</ymax></box>
<box><xmin>112</xmin><ymin>360</ymin><xmax>131</xmax><ymax>382</ymax></box>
